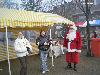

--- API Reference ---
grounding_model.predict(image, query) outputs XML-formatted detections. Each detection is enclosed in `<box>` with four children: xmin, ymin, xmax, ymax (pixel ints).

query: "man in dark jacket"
<box><xmin>36</xmin><ymin>31</ymin><xmax>50</xmax><ymax>74</ymax></box>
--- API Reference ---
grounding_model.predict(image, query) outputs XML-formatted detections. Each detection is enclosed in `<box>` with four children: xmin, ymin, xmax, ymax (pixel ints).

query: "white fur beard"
<box><xmin>66</xmin><ymin>32</ymin><xmax>76</xmax><ymax>41</ymax></box>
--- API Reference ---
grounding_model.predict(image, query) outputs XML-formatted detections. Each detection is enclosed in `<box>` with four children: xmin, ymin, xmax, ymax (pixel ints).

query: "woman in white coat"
<box><xmin>14</xmin><ymin>32</ymin><xmax>32</xmax><ymax>75</ymax></box>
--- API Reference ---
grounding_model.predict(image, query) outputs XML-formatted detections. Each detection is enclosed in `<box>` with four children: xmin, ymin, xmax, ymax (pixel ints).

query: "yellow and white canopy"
<box><xmin>0</xmin><ymin>8</ymin><xmax>74</xmax><ymax>28</ymax></box>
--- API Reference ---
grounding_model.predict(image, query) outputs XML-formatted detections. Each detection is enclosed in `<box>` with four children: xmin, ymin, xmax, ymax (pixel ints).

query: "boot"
<box><xmin>74</xmin><ymin>63</ymin><xmax>77</xmax><ymax>71</ymax></box>
<box><xmin>68</xmin><ymin>63</ymin><xmax>72</xmax><ymax>68</ymax></box>
<box><xmin>65</xmin><ymin>63</ymin><xmax>72</xmax><ymax>69</ymax></box>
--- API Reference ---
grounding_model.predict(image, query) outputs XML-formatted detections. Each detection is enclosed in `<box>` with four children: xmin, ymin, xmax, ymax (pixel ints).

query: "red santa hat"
<box><xmin>67</xmin><ymin>24</ymin><xmax>77</xmax><ymax>31</ymax></box>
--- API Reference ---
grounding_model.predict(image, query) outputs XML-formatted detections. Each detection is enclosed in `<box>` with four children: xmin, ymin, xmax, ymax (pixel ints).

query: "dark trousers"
<box><xmin>19</xmin><ymin>56</ymin><xmax>27</xmax><ymax>75</ymax></box>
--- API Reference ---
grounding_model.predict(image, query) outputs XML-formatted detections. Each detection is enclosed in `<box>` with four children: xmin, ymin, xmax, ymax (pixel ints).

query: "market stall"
<box><xmin>0</xmin><ymin>8</ymin><xmax>74</xmax><ymax>75</ymax></box>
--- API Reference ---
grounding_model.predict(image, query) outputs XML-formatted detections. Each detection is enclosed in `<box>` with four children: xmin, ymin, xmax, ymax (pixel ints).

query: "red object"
<box><xmin>63</xmin><ymin>31</ymin><xmax>82</xmax><ymax>64</ymax></box>
<box><xmin>75</xmin><ymin>22</ymin><xmax>84</xmax><ymax>27</ymax></box>
<box><xmin>65</xmin><ymin>52</ymin><xmax>79</xmax><ymax>64</ymax></box>
<box><xmin>91</xmin><ymin>38</ymin><xmax>100</xmax><ymax>57</ymax></box>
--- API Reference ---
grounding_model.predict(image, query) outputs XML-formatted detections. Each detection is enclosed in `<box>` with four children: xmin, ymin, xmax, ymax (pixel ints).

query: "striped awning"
<box><xmin>0</xmin><ymin>8</ymin><xmax>74</xmax><ymax>28</ymax></box>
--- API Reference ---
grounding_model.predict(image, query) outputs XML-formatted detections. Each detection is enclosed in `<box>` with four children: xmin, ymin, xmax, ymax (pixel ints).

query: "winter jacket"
<box><xmin>14</xmin><ymin>38</ymin><xmax>32</xmax><ymax>57</ymax></box>
<box><xmin>36</xmin><ymin>36</ymin><xmax>50</xmax><ymax>51</ymax></box>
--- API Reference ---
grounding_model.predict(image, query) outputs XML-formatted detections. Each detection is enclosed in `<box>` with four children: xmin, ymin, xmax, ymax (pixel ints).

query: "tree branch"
<box><xmin>74</xmin><ymin>1</ymin><xmax>86</xmax><ymax>15</ymax></box>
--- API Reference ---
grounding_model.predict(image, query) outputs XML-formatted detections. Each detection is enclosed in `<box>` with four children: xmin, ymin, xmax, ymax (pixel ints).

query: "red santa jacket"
<box><xmin>63</xmin><ymin>31</ymin><xmax>82</xmax><ymax>52</ymax></box>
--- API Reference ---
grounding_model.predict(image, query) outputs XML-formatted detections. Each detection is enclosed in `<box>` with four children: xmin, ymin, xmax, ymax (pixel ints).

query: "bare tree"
<box><xmin>0</xmin><ymin>0</ymin><xmax>4</xmax><ymax>7</ymax></box>
<box><xmin>40</xmin><ymin>0</ymin><xmax>77</xmax><ymax>19</ymax></box>
<box><xmin>21</xmin><ymin>0</ymin><xmax>42</xmax><ymax>11</ymax></box>
<box><xmin>73</xmin><ymin>0</ymin><xmax>93</xmax><ymax>16</ymax></box>
<box><xmin>48</xmin><ymin>0</ymin><xmax>77</xmax><ymax>19</ymax></box>
<box><xmin>41</xmin><ymin>0</ymin><xmax>65</xmax><ymax>12</ymax></box>
<box><xmin>73</xmin><ymin>0</ymin><xmax>94</xmax><ymax>56</ymax></box>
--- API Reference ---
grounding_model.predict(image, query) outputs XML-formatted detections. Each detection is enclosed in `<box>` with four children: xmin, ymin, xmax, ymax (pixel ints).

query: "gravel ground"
<box><xmin>0</xmin><ymin>49</ymin><xmax>100</xmax><ymax>75</ymax></box>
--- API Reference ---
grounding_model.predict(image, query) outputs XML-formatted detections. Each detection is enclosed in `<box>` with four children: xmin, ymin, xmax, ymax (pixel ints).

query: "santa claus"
<box><xmin>63</xmin><ymin>24</ymin><xmax>82</xmax><ymax>71</ymax></box>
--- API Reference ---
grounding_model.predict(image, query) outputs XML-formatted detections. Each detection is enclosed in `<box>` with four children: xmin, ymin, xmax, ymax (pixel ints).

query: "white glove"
<box><xmin>44</xmin><ymin>42</ymin><xmax>48</xmax><ymax>45</ymax></box>
<box><xmin>67</xmin><ymin>49</ymin><xmax>71</xmax><ymax>52</ymax></box>
<box><xmin>76</xmin><ymin>50</ymin><xmax>81</xmax><ymax>53</ymax></box>
<box><xmin>37</xmin><ymin>42</ymin><xmax>39</xmax><ymax>45</ymax></box>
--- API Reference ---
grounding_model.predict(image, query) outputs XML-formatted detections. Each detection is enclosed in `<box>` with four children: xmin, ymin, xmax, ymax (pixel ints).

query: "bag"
<box><xmin>26</xmin><ymin>47</ymin><xmax>32</xmax><ymax>54</ymax></box>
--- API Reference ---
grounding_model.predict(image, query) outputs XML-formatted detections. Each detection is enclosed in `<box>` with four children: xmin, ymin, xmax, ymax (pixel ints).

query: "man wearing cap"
<box><xmin>63</xmin><ymin>25</ymin><xmax>82</xmax><ymax>71</ymax></box>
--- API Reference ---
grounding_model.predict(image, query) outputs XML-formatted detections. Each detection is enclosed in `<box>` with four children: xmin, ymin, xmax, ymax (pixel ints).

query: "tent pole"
<box><xmin>5</xmin><ymin>26</ymin><xmax>12</xmax><ymax>75</ymax></box>
<box><xmin>50</xmin><ymin>29</ymin><xmax>52</xmax><ymax>39</ymax></box>
<box><xmin>50</xmin><ymin>28</ymin><xmax>54</xmax><ymax>66</ymax></box>
<box><xmin>29</xmin><ymin>31</ymin><xmax>31</xmax><ymax>42</ymax></box>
